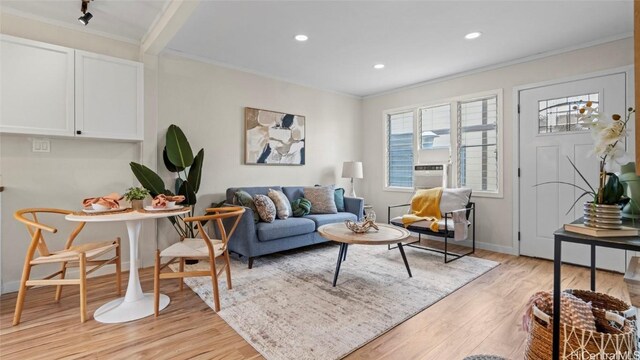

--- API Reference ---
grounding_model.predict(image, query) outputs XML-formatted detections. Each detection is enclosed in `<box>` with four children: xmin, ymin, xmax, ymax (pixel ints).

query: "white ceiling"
<box><xmin>166</xmin><ymin>1</ymin><xmax>633</xmax><ymax>97</ymax></box>
<box><xmin>0</xmin><ymin>0</ymin><xmax>170</xmax><ymax>43</ymax></box>
<box><xmin>1</xmin><ymin>1</ymin><xmax>632</xmax><ymax>96</ymax></box>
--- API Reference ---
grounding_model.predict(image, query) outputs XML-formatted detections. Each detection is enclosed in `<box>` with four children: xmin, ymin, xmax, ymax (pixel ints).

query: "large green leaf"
<box><xmin>130</xmin><ymin>162</ymin><xmax>165</xmax><ymax>197</ymax></box>
<box><xmin>178</xmin><ymin>180</ymin><xmax>197</xmax><ymax>206</ymax></box>
<box><xmin>175</xmin><ymin>178</ymin><xmax>184</xmax><ymax>196</ymax></box>
<box><xmin>163</xmin><ymin>147</ymin><xmax>184</xmax><ymax>173</ymax></box>
<box><xmin>188</xmin><ymin>149</ymin><xmax>204</xmax><ymax>193</ymax></box>
<box><xmin>166</xmin><ymin>125</ymin><xmax>194</xmax><ymax>169</ymax></box>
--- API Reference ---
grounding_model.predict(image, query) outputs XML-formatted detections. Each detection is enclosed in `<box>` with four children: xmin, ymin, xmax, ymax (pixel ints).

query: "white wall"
<box><xmin>361</xmin><ymin>38</ymin><xmax>634</xmax><ymax>254</ymax></box>
<box><xmin>0</xmin><ymin>13</ymin><xmax>156</xmax><ymax>293</ymax></box>
<box><xmin>0</xmin><ymin>14</ymin><xmax>363</xmax><ymax>292</ymax></box>
<box><xmin>155</xmin><ymin>53</ymin><xmax>363</xmax><ymax>249</ymax></box>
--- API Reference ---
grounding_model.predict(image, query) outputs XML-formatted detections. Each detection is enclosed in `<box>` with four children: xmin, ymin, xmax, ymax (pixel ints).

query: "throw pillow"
<box><xmin>235</xmin><ymin>190</ymin><xmax>259</xmax><ymax>223</ymax></box>
<box><xmin>268</xmin><ymin>188</ymin><xmax>291</xmax><ymax>219</ymax></box>
<box><xmin>253</xmin><ymin>194</ymin><xmax>277</xmax><ymax>222</ymax></box>
<box><xmin>304</xmin><ymin>186</ymin><xmax>338</xmax><ymax>214</ymax></box>
<box><xmin>291</xmin><ymin>198</ymin><xmax>311</xmax><ymax>217</ymax></box>
<box><xmin>315</xmin><ymin>184</ymin><xmax>346</xmax><ymax>212</ymax></box>
<box><xmin>334</xmin><ymin>187</ymin><xmax>346</xmax><ymax>212</ymax></box>
<box><xmin>440</xmin><ymin>188</ymin><xmax>472</xmax><ymax>214</ymax></box>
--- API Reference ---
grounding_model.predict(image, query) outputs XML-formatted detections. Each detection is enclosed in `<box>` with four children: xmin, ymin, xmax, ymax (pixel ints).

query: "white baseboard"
<box><xmin>475</xmin><ymin>241</ymin><xmax>518</xmax><ymax>256</ymax></box>
<box><xmin>1</xmin><ymin>261</ymin><xmax>131</xmax><ymax>295</ymax></box>
<box><xmin>407</xmin><ymin>231</ymin><xmax>517</xmax><ymax>256</ymax></box>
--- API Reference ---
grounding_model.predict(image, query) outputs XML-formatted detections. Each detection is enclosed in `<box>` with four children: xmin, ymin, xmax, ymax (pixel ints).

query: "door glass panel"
<box><xmin>538</xmin><ymin>93</ymin><xmax>598</xmax><ymax>134</ymax></box>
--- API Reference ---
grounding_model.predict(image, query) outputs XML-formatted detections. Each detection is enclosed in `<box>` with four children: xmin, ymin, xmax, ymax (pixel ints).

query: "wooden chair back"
<box><xmin>183</xmin><ymin>206</ymin><xmax>245</xmax><ymax>254</ymax></box>
<box><xmin>14</xmin><ymin>208</ymin><xmax>86</xmax><ymax>261</ymax></box>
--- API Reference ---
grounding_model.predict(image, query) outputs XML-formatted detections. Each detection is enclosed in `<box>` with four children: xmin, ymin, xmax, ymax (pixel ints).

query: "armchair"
<box><xmin>388</xmin><ymin>189</ymin><xmax>475</xmax><ymax>263</ymax></box>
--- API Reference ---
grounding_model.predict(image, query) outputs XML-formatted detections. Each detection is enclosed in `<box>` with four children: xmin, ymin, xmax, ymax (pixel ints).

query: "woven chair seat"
<box><xmin>30</xmin><ymin>240</ymin><xmax>118</xmax><ymax>264</ymax></box>
<box><xmin>160</xmin><ymin>238</ymin><xmax>225</xmax><ymax>258</ymax></box>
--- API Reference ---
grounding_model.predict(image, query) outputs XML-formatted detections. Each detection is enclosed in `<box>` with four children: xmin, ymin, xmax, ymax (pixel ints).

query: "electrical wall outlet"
<box><xmin>32</xmin><ymin>138</ymin><xmax>50</xmax><ymax>153</ymax></box>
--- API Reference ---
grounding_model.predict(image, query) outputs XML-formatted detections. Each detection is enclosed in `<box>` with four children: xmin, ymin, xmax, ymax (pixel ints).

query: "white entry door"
<box><xmin>519</xmin><ymin>72</ymin><xmax>629</xmax><ymax>272</ymax></box>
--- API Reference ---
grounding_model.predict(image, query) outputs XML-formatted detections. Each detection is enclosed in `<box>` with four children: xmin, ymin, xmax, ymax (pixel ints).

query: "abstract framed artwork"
<box><xmin>245</xmin><ymin>107</ymin><xmax>306</xmax><ymax>165</ymax></box>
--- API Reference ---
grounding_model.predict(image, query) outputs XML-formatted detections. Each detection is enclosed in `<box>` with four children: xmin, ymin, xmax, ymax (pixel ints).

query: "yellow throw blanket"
<box><xmin>401</xmin><ymin>187</ymin><xmax>443</xmax><ymax>232</ymax></box>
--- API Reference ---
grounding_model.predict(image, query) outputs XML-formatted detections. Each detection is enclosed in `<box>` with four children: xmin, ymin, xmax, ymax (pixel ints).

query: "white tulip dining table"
<box><xmin>65</xmin><ymin>207</ymin><xmax>190</xmax><ymax>323</ymax></box>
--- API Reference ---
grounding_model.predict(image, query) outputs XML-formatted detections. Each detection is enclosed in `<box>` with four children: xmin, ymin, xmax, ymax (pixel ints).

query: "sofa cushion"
<box><xmin>282</xmin><ymin>186</ymin><xmax>304</xmax><ymax>203</ymax></box>
<box><xmin>234</xmin><ymin>191</ymin><xmax>259</xmax><ymax>223</ymax></box>
<box><xmin>304</xmin><ymin>185</ymin><xmax>338</xmax><ymax>214</ymax></box>
<box><xmin>256</xmin><ymin>218</ymin><xmax>316</xmax><ymax>242</ymax></box>
<box><xmin>226</xmin><ymin>186</ymin><xmax>282</xmax><ymax>204</ymax></box>
<box><xmin>268</xmin><ymin>188</ymin><xmax>292</xmax><ymax>219</ymax></box>
<box><xmin>254</xmin><ymin>194</ymin><xmax>277</xmax><ymax>223</ymax></box>
<box><xmin>304</xmin><ymin>212</ymin><xmax>357</xmax><ymax>229</ymax></box>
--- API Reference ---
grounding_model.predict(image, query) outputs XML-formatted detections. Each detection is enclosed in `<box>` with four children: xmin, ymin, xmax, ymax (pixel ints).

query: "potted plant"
<box><xmin>123</xmin><ymin>186</ymin><xmax>150</xmax><ymax>210</ymax></box>
<box><xmin>129</xmin><ymin>124</ymin><xmax>204</xmax><ymax>238</ymax></box>
<box><xmin>538</xmin><ymin>103</ymin><xmax>635</xmax><ymax>229</ymax></box>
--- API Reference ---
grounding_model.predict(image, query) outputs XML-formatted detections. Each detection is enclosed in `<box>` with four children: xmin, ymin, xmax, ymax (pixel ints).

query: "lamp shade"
<box><xmin>342</xmin><ymin>161</ymin><xmax>363</xmax><ymax>179</ymax></box>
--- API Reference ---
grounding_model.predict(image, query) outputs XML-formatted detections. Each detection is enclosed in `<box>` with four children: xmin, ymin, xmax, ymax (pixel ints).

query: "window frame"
<box><xmin>382</xmin><ymin>89</ymin><xmax>503</xmax><ymax>198</ymax></box>
<box><xmin>383</xmin><ymin>106</ymin><xmax>418</xmax><ymax>192</ymax></box>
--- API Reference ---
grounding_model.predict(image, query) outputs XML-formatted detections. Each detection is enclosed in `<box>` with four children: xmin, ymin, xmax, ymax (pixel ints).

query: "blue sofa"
<box><xmin>224</xmin><ymin>186</ymin><xmax>364</xmax><ymax>268</ymax></box>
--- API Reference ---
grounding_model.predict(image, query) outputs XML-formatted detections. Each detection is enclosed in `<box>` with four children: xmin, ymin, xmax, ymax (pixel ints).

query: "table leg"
<box><xmin>93</xmin><ymin>220</ymin><xmax>170</xmax><ymax>323</ymax></box>
<box><xmin>397</xmin><ymin>243</ymin><xmax>412</xmax><ymax>278</ymax></box>
<box><xmin>552</xmin><ymin>237</ymin><xmax>561</xmax><ymax>360</ymax></box>
<box><xmin>333</xmin><ymin>243</ymin><xmax>346</xmax><ymax>287</ymax></box>
<box><xmin>343</xmin><ymin>244</ymin><xmax>348</xmax><ymax>261</ymax></box>
<box><xmin>590</xmin><ymin>244</ymin><xmax>596</xmax><ymax>291</ymax></box>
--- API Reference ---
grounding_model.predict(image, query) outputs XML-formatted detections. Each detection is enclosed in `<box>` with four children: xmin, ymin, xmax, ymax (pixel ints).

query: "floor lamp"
<box><xmin>342</xmin><ymin>161</ymin><xmax>363</xmax><ymax>198</ymax></box>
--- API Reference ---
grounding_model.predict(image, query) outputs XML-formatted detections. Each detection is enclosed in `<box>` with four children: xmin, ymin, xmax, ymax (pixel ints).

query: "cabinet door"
<box><xmin>75</xmin><ymin>51</ymin><xmax>144</xmax><ymax>141</ymax></box>
<box><xmin>0</xmin><ymin>35</ymin><xmax>75</xmax><ymax>136</ymax></box>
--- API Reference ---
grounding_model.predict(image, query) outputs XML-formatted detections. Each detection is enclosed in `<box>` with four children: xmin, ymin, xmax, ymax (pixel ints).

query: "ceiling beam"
<box><xmin>140</xmin><ymin>0</ymin><xmax>199</xmax><ymax>56</ymax></box>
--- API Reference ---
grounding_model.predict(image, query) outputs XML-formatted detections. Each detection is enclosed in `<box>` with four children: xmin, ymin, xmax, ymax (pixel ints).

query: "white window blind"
<box><xmin>387</xmin><ymin>111</ymin><xmax>414</xmax><ymax>188</ymax></box>
<box><xmin>457</xmin><ymin>96</ymin><xmax>498</xmax><ymax>192</ymax></box>
<box><xmin>420</xmin><ymin>104</ymin><xmax>451</xmax><ymax>149</ymax></box>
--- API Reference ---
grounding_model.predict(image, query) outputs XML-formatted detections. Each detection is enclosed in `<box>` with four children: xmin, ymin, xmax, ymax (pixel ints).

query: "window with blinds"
<box><xmin>420</xmin><ymin>104</ymin><xmax>451</xmax><ymax>149</ymax></box>
<box><xmin>457</xmin><ymin>96</ymin><xmax>498</xmax><ymax>192</ymax></box>
<box><xmin>387</xmin><ymin>111</ymin><xmax>414</xmax><ymax>188</ymax></box>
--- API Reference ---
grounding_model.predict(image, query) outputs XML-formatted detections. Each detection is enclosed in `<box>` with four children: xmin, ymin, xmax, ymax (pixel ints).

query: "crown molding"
<box><xmin>363</xmin><ymin>33</ymin><xmax>633</xmax><ymax>99</ymax></box>
<box><xmin>162</xmin><ymin>48</ymin><xmax>362</xmax><ymax>100</ymax></box>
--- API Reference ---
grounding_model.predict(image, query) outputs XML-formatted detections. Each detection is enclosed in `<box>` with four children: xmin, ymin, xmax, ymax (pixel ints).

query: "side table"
<box><xmin>552</xmin><ymin>219</ymin><xmax>640</xmax><ymax>360</ymax></box>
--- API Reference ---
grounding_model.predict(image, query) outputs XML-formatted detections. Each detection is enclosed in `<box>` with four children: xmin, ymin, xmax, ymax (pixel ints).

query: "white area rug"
<box><xmin>173</xmin><ymin>243</ymin><xmax>499</xmax><ymax>360</ymax></box>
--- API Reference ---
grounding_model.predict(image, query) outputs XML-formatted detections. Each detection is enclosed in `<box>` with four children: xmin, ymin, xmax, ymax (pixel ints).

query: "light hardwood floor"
<box><xmin>0</xmin><ymin>243</ymin><xmax>631</xmax><ymax>360</ymax></box>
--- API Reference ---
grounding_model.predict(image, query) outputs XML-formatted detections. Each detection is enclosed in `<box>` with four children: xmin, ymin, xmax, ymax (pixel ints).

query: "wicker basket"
<box><xmin>566</xmin><ymin>289</ymin><xmax>637</xmax><ymax>320</ymax></box>
<box><xmin>524</xmin><ymin>291</ymin><xmax>637</xmax><ymax>360</ymax></box>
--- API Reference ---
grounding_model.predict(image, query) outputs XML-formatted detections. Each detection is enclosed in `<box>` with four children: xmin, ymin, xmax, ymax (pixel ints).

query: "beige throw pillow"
<box><xmin>268</xmin><ymin>189</ymin><xmax>292</xmax><ymax>219</ymax></box>
<box><xmin>440</xmin><ymin>188</ymin><xmax>472</xmax><ymax>213</ymax></box>
<box><xmin>304</xmin><ymin>186</ymin><xmax>338</xmax><ymax>214</ymax></box>
<box><xmin>253</xmin><ymin>194</ymin><xmax>277</xmax><ymax>222</ymax></box>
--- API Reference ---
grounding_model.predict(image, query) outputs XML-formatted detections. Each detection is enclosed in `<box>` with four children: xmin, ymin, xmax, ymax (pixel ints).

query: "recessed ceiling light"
<box><xmin>464</xmin><ymin>32</ymin><xmax>482</xmax><ymax>40</ymax></box>
<box><xmin>373</xmin><ymin>64</ymin><xmax>385</xmax><ymax>69</ymax></box>
<box><xmin>294</xmin><ymin>34</ymin><xmax>308</xmax><ymax>42</ymax></box>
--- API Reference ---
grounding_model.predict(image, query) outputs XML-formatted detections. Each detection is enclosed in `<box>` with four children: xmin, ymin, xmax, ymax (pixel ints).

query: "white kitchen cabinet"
<box><xmin>75</xmin><ymin>51</ymin><xmax>144</xmax><ymax>141</ymax></box>
<box><xmin>0</xmin><ymin>35</ymin><xmax>144</xmax><ymax>141</ymax></box>
<box><xmin>0</xmin><ymin>35</ymin><xmax>75</xmax><ymax>136</ymax></box>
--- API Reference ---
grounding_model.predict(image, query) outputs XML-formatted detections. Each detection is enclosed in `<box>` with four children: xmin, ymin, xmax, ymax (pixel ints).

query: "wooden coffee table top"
<box><xmin>317</xmin><ymin>223</ymin><xmax>411</xmax><ymax>245</ymax></box>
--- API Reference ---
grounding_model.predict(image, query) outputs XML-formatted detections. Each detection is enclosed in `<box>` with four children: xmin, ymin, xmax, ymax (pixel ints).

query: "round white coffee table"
<box><xmin>66</xmin><ymin>208</ymin><xmax>190</xmax><ymax>323</ymax></box>
<box><xmin>317</xmin><ymin>223</ymin><xmax>411</xmax><ymax>286</ymax></box>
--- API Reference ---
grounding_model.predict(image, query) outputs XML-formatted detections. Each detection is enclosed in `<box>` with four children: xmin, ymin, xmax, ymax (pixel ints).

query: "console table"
<box><xmin>552</xmin><ymin>219</ymin><xmax>640</xmax><ymax>360</ymax></box>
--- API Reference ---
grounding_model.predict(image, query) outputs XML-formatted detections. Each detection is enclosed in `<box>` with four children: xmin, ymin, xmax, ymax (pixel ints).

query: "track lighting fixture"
<box><xmin>78</xmin><ymin>0</ymin><xmax>93</xmax><ymax>26</ymax></box>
